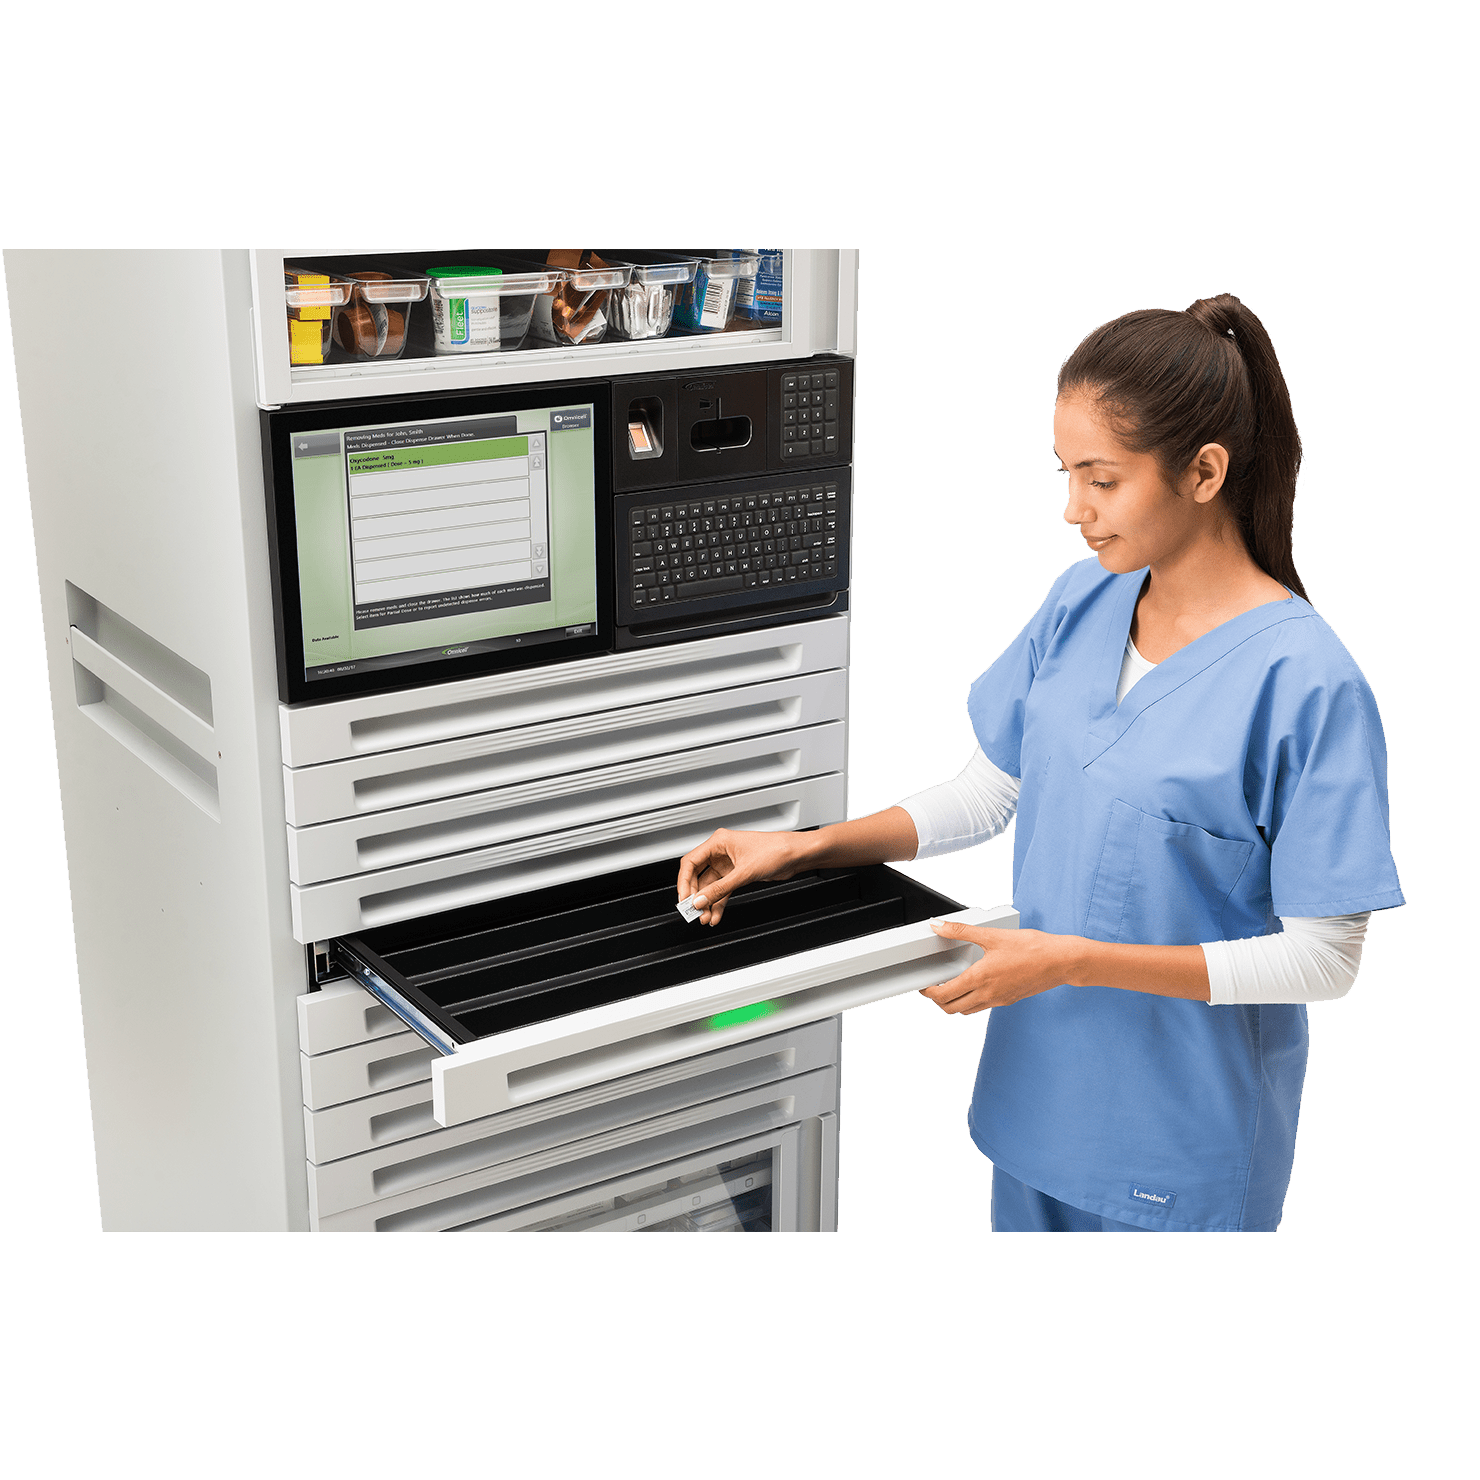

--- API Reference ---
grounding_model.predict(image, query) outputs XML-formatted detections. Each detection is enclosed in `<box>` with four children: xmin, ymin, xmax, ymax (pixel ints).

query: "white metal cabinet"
<box><xmin>10</xmin><ymin>247</ymin><xmax>883</xmax><ymax>1232</ymax></box>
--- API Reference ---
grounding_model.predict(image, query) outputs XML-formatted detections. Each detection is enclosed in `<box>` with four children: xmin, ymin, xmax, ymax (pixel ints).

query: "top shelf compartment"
<box><xmin>251</xmin><ymin>249</ymin><xmax>856</xmax><ymax>408</ymax></box>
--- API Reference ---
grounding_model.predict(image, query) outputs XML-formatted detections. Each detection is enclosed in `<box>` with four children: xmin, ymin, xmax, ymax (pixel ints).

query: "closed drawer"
<box><xmin>463</xmin><ymin>1128</ymin><xmax>806</xmax><ymax>1232</ymax></box>
<box><xmin>291</xmin><ymin>772</ymin><xmax>847</xmax><ymax>942</ymax></box>
<box><xmin>299</xmin><ymin>1031</ymin><xmax>437</xmax><ymax>1112</ymax></box>
<box><xmin>287</xmin><ymin>723</ymin><xmax>846</xmax><ymax>886</ymax></box>
<box><xmin>325</xmin><ymin>855</ymin><xmax>1018</xmax><ymax>1128</ymax></box>
<box><xmin>312</xmin><ymin>1065</ymin><xmax>838</xmax><ymax>1232</ymax></box>
<box><xmin>303</xmin><ymin>1016</ymin><xmax>840</xmax><ymax>1165</ymax></box>
<box><xmin>297</xmin><ymin>979</ymin><xmax>408</xmax><ymax>1056</ymax></box>
<box><xmin>280</xmin><ymin>615</ymin><xmax>849</xmax><ymax>767</ymax></box>
<box><xmin>283</xmin><ymin>668</ymin><xmax>848</xmax><ymax>828</ymax></box>
<box><xmin>307</xmin><ymin>1021</ymin><xmax>843</xmax><ymax>1219</ymax></box>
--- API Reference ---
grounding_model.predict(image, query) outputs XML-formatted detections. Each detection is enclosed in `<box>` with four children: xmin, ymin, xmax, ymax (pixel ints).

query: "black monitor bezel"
<box><xmin>262</xmin><ymin>380</ymin><xmax>614</xmax><ymax>706</ymax></box>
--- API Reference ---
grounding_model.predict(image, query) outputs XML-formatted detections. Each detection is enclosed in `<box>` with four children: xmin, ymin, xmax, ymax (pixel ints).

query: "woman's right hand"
<box><xmin>676</xmin><ymin>829</ymin><xmax>812</xmax><ymax>926</ymax></box>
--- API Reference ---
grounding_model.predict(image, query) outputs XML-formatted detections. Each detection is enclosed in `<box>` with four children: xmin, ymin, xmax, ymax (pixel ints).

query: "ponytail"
<box><xmin>1058</xmin><ymin>294</ymin><xmax>1307</xmax><ymax>601</ymax></box>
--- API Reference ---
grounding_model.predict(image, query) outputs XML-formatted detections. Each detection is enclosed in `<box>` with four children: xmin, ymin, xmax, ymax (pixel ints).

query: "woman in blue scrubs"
<box><xmin>678</xmin><ymin>295</ymin><xmax>1403</xmax><ymax>1232</ymax></box>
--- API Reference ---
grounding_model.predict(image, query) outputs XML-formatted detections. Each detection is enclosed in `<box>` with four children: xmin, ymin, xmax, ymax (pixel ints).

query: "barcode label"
<box><xmin>699</xmin><ymin>276</ymin><xmax>735</xmax><ymax>329</ymax></box>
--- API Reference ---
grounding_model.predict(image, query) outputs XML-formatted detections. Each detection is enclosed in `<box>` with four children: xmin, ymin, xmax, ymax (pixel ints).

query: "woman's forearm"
<box><xmin>793</xmin><ymin>806</ymin><xmax>921</xmax><ymax>869</ymax></box>
<box><xmin>1061</xmin><ymin>938</ymin><xmax>1212</xmax><ymax>1002</ymax></box>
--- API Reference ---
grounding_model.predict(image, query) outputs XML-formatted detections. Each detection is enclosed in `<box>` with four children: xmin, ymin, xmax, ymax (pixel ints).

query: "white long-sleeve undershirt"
<box><xmin>895</xmin><ymin>639</ymin><xmax>1371</xmax><ymax>1005</ymax></box>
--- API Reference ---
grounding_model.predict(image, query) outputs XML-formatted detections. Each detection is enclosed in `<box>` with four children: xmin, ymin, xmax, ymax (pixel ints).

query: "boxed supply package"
<box><xmin>671</xmin><ymin>252</ymin><xmax>760</xmax><ymax>333</ymax></box>
<box><xmin>735</xmin><ymin>250</ymin><xmax>783</xmax><ymax>322</ymax></box>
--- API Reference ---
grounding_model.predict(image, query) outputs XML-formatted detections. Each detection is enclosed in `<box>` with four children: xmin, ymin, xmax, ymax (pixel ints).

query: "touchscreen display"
<box><xmin>287</xmin><ymin>404</ymin><xmax>598</xmax><ymax>684</ymax></box>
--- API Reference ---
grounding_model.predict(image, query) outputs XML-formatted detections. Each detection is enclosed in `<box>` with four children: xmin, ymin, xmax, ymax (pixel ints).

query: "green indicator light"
<box><xmin>707</xmin><ymin>1000</ymin><xmax>779</xmax><ymax>1030</ymax></box>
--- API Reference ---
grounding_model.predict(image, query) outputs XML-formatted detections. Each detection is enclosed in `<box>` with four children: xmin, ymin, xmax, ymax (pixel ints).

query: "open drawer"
<box><xmin>322</xmin><ymin>859</ymin><xmax>1016</xmax><ymax>1126</ymax></box>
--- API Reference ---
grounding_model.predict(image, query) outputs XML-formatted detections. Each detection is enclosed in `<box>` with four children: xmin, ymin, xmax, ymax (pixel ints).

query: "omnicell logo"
<box><xmin>1129</xmin><ymin>1184</ymin><xmax>1177</xmax><ymax>1209</ymax></box>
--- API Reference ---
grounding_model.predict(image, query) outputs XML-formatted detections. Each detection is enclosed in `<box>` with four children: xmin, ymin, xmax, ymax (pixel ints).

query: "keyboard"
<box><xmin>626</xmin><ymin>482</ymin><xmax>841</xmax><ymax>610</ymax></box>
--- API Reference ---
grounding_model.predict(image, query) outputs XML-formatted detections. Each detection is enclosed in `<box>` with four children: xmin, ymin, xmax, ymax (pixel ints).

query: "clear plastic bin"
<box><xmin>283</xmin><ymin>269</ymin><xmax>355</xmax><ymax>366</ymax></box>
<box><xmin>525</xmin><ymin>252</ymin><xmax>633</xmax><ymax>347</ymax></box>
<box><xmin>331</xmin><ymin>270</ymin><xmax>428</xmax><ymax>362</ymax></box>
<box><xmin>423</xmin><ymin>263</ymin><xmax>565</xmax><ymax>354</ymax></box>
<box><xmin>602</xmin><ymin>254</ymin><xmax>699</xmax><ymax>340</ymax></box>
<box><xmin>669</xmin><ymin>251</ymin><xmax>761</xmax><ymax>333</ymax></box>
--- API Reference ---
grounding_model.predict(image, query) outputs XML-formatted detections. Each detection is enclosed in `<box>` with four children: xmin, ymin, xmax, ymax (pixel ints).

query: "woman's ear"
<box><xmin>1183</xmin><ymin>442</ymin><xmax>1230</xmax><ymax>505</ymax></box>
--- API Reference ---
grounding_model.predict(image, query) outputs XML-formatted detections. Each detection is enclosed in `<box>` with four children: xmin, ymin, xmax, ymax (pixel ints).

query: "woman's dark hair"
<box><xmin>1057</xmin><ymin>294</ymin><xmax>1306</xmax><ymax>601</ymax></box>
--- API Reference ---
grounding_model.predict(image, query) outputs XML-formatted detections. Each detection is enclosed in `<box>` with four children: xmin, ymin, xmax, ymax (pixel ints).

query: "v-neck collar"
<box><xmin>1082</xmin><ymin>570</ymin><xmax>1311</xmax><ymax>768</ymax></box>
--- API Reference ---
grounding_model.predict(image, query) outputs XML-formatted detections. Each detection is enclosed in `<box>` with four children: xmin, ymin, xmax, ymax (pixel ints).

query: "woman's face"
<box><xmin>1054</xmin><ymin>389</ymin><xmax>1206</xmax><ymax>573</ymax></box>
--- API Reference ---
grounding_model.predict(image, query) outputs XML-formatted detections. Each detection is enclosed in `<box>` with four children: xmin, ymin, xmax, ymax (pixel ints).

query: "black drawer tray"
<box><xmin>327</xmin><ymin>858</ymin><xmax>961</xmax><ymax>1052</ymax></box>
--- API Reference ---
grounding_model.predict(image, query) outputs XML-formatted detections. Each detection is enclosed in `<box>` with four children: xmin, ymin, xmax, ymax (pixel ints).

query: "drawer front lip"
<box><xmin>286</xmin><ymin>722</ymin><xmax>846</xmax><ymax>886</ymax></box>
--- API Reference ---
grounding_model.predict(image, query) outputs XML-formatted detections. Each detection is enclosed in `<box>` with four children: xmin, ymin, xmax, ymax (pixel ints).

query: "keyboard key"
<box><xmin>632</xmin><ymin>541</ymin><xmax>652</xmax><ymax>556</ymax></box>
<box><xmin>633</xmin><ymin>558</ymin><xmax>654</xmax><ymax>573</ymax></box>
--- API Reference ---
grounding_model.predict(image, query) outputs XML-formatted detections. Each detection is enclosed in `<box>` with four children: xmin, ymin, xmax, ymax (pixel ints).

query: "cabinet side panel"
<box><xmin>6</xmin><ymin>249</ymin><xmax>308</xmax><ymax>1230</ymax></box>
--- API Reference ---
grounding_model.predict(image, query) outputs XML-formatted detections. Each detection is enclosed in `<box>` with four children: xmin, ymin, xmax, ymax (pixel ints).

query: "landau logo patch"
<box><xmin>1129</xmin><ymin>1184</ymin><xmax>1177</xmax><ymax>1210</ymax></box>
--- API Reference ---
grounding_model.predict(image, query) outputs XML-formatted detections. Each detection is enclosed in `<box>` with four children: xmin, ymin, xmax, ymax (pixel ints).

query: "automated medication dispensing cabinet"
<box><xmin>8</xmin><ymin>250</ymin><xmax>1014</xmax><ymax>1232</ymax></box>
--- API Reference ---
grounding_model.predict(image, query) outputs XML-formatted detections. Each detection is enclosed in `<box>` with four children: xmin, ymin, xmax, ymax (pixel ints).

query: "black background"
<box><xmin>8</xmin><ymin>257</ymin><xmax>1397</xmax><ymax>1237</ymax></box>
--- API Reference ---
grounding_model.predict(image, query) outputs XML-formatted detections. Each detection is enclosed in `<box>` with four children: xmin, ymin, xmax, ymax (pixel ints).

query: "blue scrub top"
<box><xmin>966</xmin><ymin>560</ymin><xmax>1404</xmax><ymax>1231</ymax></box>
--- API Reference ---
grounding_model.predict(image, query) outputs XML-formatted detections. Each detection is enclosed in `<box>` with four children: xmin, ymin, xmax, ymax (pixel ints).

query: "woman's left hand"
<box><xmin>921</xmin><ymin>921</ymin><xmax>1075</xmax><ymax>1014</ymax></box>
